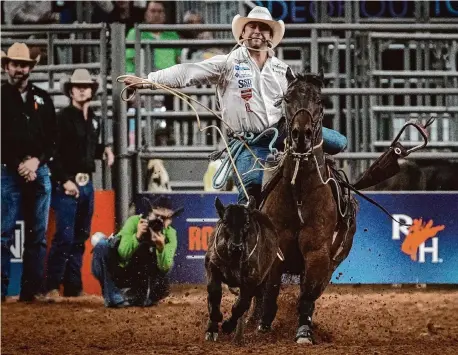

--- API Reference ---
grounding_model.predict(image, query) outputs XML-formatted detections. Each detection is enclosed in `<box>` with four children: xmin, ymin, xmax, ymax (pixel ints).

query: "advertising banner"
<box><xmin>7</xmin><ymin>192</ymin><xmax>457</xmax><ymax>296</ymax></box>
<box><xmin>135</xmin><ymin>192</ymin><xmax>458</xmax><ymax>284</ymax></box>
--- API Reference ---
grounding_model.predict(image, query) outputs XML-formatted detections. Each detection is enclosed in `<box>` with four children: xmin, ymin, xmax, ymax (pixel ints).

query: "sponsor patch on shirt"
<box><xmin>272</xmin><ymin>62</ymin><xmax>287</xmax><ymax>75</ymax></box>
<box><xmin>240</xmin><ymin>88</ymin><xmax>252</xmax><ymax>101</ymax></box>
<box><xmin>238</xmin><ymin>78</ymin><xmax>252</xmax><ymax>88</ymax></box>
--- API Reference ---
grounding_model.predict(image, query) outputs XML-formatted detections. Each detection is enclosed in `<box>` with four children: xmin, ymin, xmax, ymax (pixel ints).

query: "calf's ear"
<box><xmin>215</xmin><ymin>197</ymin><xmax>225</xmax><ymax>219</ymax></box>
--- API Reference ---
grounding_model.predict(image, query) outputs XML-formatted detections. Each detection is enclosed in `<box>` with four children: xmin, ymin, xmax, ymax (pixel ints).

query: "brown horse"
<box><xmin>258</xmin><ymin>71</ymin><xmax>358</xmax><ymax>344</ymax></box>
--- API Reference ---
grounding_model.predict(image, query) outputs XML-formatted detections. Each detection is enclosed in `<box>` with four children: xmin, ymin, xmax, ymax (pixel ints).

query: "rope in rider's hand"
<box><xmin>116</xmin><ymin>38</ymin><xmax>276</xmax><ymax>202</ymax></box>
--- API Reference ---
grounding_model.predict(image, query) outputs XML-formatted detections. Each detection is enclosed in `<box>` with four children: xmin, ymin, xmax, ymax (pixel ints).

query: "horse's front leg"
<box><xmin>296</xmin><ymin>230</ymin><xmax>333</xmax><ymax>345</ymax></box>
<box><xmin>222</xmin><ymin>286</ymin><xmax>255</xmax><ymax>335</ymax></box>
<box><xmin>205</xmin><ymin>264</ymin><xmax>223</xmax><ymax>341</ymax></box>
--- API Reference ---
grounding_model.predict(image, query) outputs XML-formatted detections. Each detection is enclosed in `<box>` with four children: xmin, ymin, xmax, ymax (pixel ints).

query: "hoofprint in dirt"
<box><xmin>2</xmin><ymin>285</ymin><xmax>457</xmax><ymax>355</ymax></box>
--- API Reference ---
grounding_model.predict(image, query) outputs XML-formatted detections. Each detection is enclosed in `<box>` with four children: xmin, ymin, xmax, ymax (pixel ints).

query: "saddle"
<box><xmin>259</xmin><ymin>153</ymin><xmax>354</xmax><ymax>222</ymax></box>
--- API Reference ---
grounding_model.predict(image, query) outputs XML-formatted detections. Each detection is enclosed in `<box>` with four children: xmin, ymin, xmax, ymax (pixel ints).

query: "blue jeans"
<box><xmin>91</xmin><ymin>239</ymin><xmax>126</xmax><ymax>307</ymax></box>
<box><xmin>233</xmin><ymin>128</ymin><xmax>347</xmax><ymax>205</ymax></box>
<box><xmin>45</xmin><ymin>180</ymin><xmax>94</xmax><ymax>295</ymax></box>
<box><xmin>92</xmin><ymin>238</ymin><xmax>170</xmax><ymax>307</ymax></box>
<box><xmin>1</xmin><ymin>164</ymin><xmax>52</xmax><ymax>298</ymax></box>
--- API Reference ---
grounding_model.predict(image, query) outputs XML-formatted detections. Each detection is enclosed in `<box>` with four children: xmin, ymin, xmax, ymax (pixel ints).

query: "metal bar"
<box><xmin>125</xmin><ymin>37</ymin><xmax>347</xmax><ymax>48</ymax></box>
<box><xmin>372</xmin><ymin>106</ymin><xmax>458</xmax><ymax>113</ymax></box>
<box><xmin>136</xmin><ymin>23</ymin><xmax>458</xmax><ymax>31</ymax></box>
<box><xmin>47</xmin><ymin>33</ymin><xmax>54</xmax><ymax>89</ymax></box>
<box><xmin>368</xmin><ymin>34</ymin><xmax>377</xmax><ymax>152</ymax></box>
<box><xmin>134</xmin><ymin>24</ymin><xmax>143</xmax><ymax>194</ymax></box>
<box><xmin>2</xmin><ymin>24</ymin><xmax>104</xmax><ymax>31</ymax></box>
<box><xmin>99</xmin><ymin>25</ymin><xmax>111</xmax><ymax>190</ymax></box>
<box><xmin>371</xmin><ymin>70</ymin><xmax>458</xmax><ymax>77</ymax></box>
<box><xmin>31</xmin><ymin>63</ymin><xmax>102</xmax><ymax>72</ymax></box>
<box><xmin>322</xmin><ymin>88</ymin><xmax>458</xmax><ymax>95</ymax></box>
<box><xmin>145</xmin><ymin>44</ymin><xmax>153</xmax><ymax>150</ymax></box>
<box><xmin>110</xmin><ymin>23</ymin><xmax>129</xmax><ymax>229</ymax></box>
<box><xmin>369</xmin><ymin>33</ymin><xmax>458</xmax><ymax>40</ymax></box>
<box><xmin>0</xmin><ymin>39</ymin><xmax>103</xmax><ymax>46</ymax></box>
<box><xmin>310</xmin><ymin>29</ymin><xmax>319</xmax><ymax>73</ymax></box>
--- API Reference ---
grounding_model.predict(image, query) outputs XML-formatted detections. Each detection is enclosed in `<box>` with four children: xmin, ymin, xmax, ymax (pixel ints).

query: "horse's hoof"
<box><xmin>221</xmin><ymin>320</ymin><xmax>236</xmax><ymax>334</ymax></box>
<box><xmin>205</xmin><ymin>332</ymin><xmax>218</xmax><ymax>341</ymax></box>
<box><xmin>257</xmin><ymin>324</ymin><xmax>272</xmax><ymax>333</ymax></box>
<box><xmin>296</xmin><ymin>336</ymin><xmax>313</xmax><ymax>345</ymax></box>
<box><xmin>295</xmin><ymin>325</ymin><xmax>314</xmax><ymax>345</ymax></box>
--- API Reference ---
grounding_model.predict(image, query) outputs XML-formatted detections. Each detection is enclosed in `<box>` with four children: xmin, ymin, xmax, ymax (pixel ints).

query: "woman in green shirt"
<box><xmin>125</xmin><ymin>1</ymin><xmax>181</xmax><ymax>73</ymax></box>
<box><xmin>91</xmin><ymin>202</ymin><xmax>178</xmax><ymax>308</ymax></box>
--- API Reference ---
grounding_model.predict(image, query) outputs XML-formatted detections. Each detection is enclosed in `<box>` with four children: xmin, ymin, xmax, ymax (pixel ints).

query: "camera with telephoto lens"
<box><xmin>139</xmin><ymin>215</ymin><xmax>164</xmax><ymax>243</ymax></box>
<box><xmin>148</xmin><ymin>216</ymin><xmax>164</xmax><ymax>233</ymax></box>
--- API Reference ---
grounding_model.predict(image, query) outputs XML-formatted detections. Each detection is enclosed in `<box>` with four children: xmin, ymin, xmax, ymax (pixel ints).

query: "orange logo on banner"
<box><xmin>401</xmin><ymin>218</ymin><xmax>445</xmax><ymax>261</ymax></box>
<box><xmin>188</xmin><ymin>226</ymin><xmax>214</xmax><ymax>251</ymax></box>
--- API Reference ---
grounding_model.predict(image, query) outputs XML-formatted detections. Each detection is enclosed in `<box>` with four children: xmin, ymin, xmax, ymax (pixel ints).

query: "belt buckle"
<box><xmin>75</xmin><ymin>173</ymin><xmax>89</xmax><ymax>187</ymax></box>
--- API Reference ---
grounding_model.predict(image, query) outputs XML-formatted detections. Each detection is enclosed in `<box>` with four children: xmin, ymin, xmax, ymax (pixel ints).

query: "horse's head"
<box><xmin>283</xmin><ymin>69</ymin><xmax>324</xmax><ymax>154</ymax></box>
<box><xmin>214</xmin><ymin>196</ymin><xmax>256</xmax><ymax>256</ymax></box>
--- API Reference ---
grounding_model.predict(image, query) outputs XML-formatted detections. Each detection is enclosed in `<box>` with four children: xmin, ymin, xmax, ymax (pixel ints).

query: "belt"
<box><xmin>75</xmin><ymin>173</ymin><xmax>90</xmax><ymax>186</ymax></box>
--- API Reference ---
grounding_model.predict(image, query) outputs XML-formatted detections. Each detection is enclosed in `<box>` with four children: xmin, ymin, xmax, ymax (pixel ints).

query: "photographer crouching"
<box><xmin>91</xmin><ymin>197</ymin><xmax>180</xmax><ymax>307</ymax></box>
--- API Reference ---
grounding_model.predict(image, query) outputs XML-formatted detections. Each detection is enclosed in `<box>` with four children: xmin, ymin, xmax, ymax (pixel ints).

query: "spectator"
<box><xmin>91</xmin><ymin>197</ymin><xmax>180</xmax><ymax>307</ymax></box>
<box><xmin>92</xmin><ymin>1</ymin><xmax>142</xmax><ymax>34</ymax></box>
<box><xmin>44</xmin><ymin>69</ymin><xmax>114</xmax><ymax>300</ymax></box>
<box><xmin>1</xmin><ymin>43</ymin><xmax>57</xmax><ymax>303</ymax></box>
<box><xmin>125</xmin><ymin>1</ymin><xmax>181</xmax><ymax>74</ymax></box>
<box><xmin>3</xmin><ymin>1</ymin><xmax>60</xmax><ymax>24</ymax></box>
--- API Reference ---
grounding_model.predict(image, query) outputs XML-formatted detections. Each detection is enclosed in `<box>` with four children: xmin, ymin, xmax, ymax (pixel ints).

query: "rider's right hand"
<box><xmin>124</xmin><ymin>76</ymin><xmax>151</xmax><ymax>90</ymax></box>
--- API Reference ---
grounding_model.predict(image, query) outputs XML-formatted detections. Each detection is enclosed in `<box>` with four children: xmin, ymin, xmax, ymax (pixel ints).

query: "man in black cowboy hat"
<box><xmin>1</xmin><ymin>42</ymin><xmax>57</xmax><ymax>303</ymax></box>
<box><xmin>91</xmin><ymin>196</ymin><xmax>180</xmax><ymax>307</ymax></box>
<box><xmin>44</xmin><ymin>69</ymin><xmax>114</xmax><ymax>300</ymax></box>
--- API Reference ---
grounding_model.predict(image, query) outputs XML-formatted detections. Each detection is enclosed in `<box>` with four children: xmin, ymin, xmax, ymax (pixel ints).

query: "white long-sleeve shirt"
<box><xmin>147</xmin><ymin>47</ymin><xmax>290</xmax><ymax>133</ymax></box>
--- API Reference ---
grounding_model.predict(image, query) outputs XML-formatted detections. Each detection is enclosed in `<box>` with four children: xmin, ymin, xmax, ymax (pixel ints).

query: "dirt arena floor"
<box><xmin>2</xmin><ymin>284</ymin><xmax>458</xmax><ymax>355</ymax></box>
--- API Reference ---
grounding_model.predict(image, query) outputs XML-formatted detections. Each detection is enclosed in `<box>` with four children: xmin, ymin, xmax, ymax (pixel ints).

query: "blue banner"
<box><xmin>136</xmin><ymin>192</ymin><xmax>458</xmax><ymax>284</ymax></box>
<box><xmin>7</xmin><ymin>192</ymin><xmax>458</xmax><ymax>296</ymax></box>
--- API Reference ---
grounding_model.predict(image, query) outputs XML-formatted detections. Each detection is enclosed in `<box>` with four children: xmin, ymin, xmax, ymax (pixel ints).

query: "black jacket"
<box><xmin>1</xmin><ymin>82</ymin><xmax>57</xmax><ymax>170</ymax></box>
<box><xmin>51</xmin><ymin>104</ymin><xmax>105</xmax><ymax>183</ymax></box>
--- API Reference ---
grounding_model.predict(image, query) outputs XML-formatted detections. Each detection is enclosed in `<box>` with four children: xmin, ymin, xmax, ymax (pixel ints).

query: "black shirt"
<box><xmin>1</xmin><ymin>82</ymin><xmax>57</xmax><ymax>170</ymax></box>
<box><xmin>51</xmin><ymin>105</ymin><xmax>105</xmax><ymax>183</ymax></box>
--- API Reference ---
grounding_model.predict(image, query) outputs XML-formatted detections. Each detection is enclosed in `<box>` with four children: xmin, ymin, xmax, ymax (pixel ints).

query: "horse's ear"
<box><xmin>285</xmin><ymin>67</ymin><xmax>295</xmax><ymax>84</ymax></box>
<box><xmin>247</xmin><ymin>195</ymin><xmax>256</xmax><ymax>211</ymax></box>
<box><xmin>215</xmin><ymin>197</ymin><xmax>225</xmax><ymax>219</ymax></box>
<box><xmin>318</xmin><ymin>67</ymin><xmax>324</xmax><ymax>83</ymax></box>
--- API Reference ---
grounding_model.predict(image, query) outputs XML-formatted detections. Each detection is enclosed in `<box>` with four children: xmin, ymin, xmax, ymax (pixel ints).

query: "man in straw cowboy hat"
<box><xmin>1</xmin><ymin>42</ymin><xmax>57</xmax><ymax>302</ymax></box>
<box><xmin>91</xmin><ymin>196</ymin><xmax>180</xmax><ymax>307</ymax></box>
<box><xmin>123</xmin><ymin>6</ymin><xmax>347</xmax><ymax>206</ymax></box>
<box><xmin>43</xmin><ymin>69</ymin><xmax>115</xmax><ymax>300</ymax></box>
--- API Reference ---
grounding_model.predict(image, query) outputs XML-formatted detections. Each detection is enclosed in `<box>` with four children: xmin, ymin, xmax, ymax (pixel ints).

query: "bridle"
<box><xmin>282</xmin><ymin>94</ymin><xmax>326</xmax><ymax>226</ymax></box>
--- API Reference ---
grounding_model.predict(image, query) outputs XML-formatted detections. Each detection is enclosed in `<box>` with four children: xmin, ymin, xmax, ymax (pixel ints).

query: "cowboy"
<box><xmin>91</xmin><ymin>196</ymin><xmax>180</xmax><ymax>307</ymax></box>
<box><xmin>43</xmin><ymin>69</ymin><xmax>115</xmax><ymax>300</ymax></box>
<box><xmin>123</xmin><ymin>6</ymin><xmax>348</xmax><ymax>206</ymax></box>
<box><xmin>1</xmin><ymin>43</ymin><xmax>57</xmax><ymax>302</ymax></box>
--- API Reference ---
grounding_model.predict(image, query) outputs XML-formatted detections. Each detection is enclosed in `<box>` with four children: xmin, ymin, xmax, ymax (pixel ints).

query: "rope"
<box><xmin>212</xmin><ymin>128</ymin><xmax>279</xmax><ymax>190</ymax></box>
<box><xmin>116</xmin><ymin>37</ymin><xmax>280</xmax><ymax>201</ymax></box>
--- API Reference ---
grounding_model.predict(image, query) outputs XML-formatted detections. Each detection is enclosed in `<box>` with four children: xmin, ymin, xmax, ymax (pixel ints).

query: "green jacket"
<box><xmin>117</xmin><ymin>215</ymin><xmax>177</xmax><ymax>272</ymax></box>
<box><xmin>125</xmin><ymin>29</ymin><xmax>181</xmax><ymax>72</ymax></box>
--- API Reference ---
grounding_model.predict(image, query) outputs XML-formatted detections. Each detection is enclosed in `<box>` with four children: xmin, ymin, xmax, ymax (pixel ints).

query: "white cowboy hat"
<box><xmin>61</xmin><ymin>68</ymin><xmax>99</xmax><ymax>97</ymax></box>
<box><xmin>1</xmin><ymin>42</ymin><xmax>40</xmax><ymax>68</ymax></box>
<box><xmin>232</xmin><ymin>6</ymin><xmax>285</xmax><ymax>49</ymax></box>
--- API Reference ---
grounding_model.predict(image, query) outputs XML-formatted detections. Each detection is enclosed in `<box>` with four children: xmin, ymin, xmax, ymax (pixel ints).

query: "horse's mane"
<box><xmin>294</xmin><ymin>72</ymin><xmax>324</xmax><ymax>88</ymax></box>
